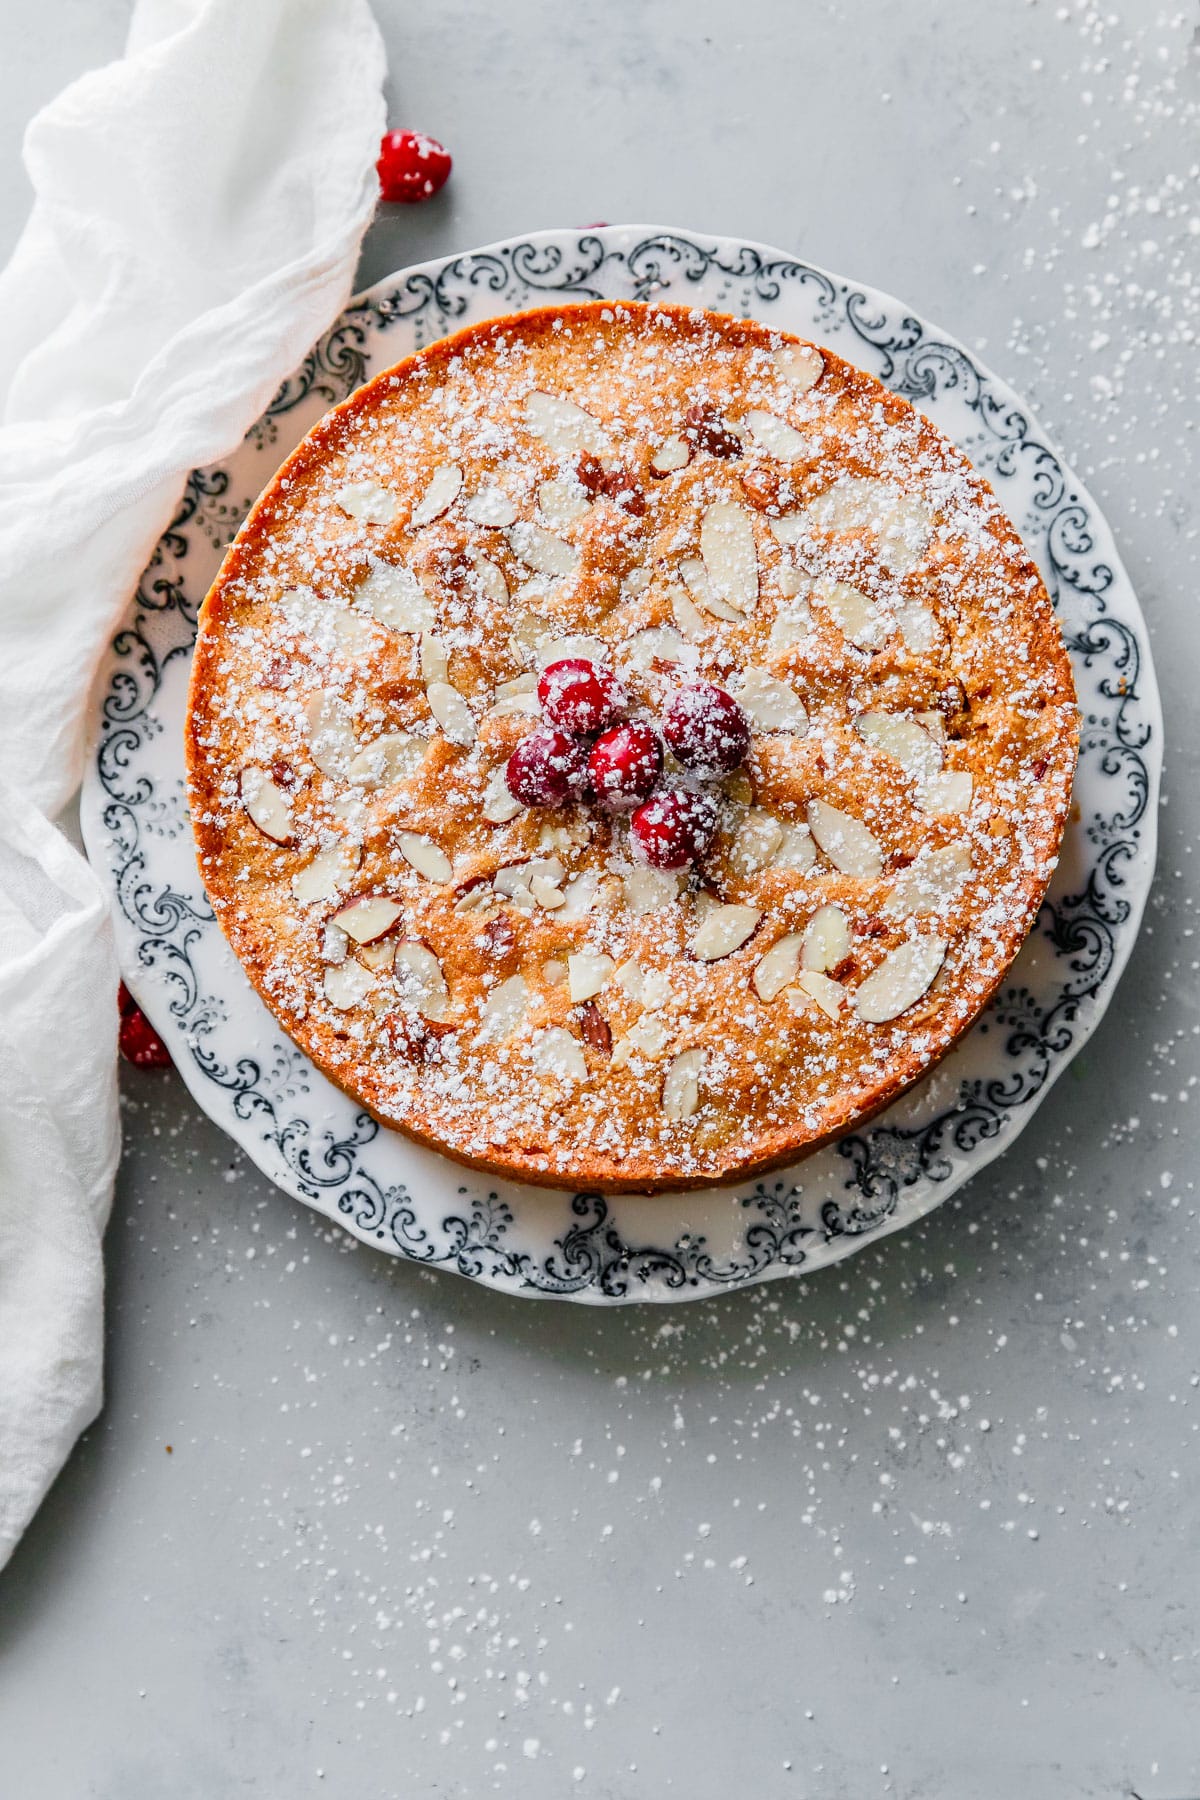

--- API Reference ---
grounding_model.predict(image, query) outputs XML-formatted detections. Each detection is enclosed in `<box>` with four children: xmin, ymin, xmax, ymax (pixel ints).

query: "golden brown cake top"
<box><xmin>186</xmin><ymin>301</ymin><xmax>1077</xmax><ymax>1191</ymax></box>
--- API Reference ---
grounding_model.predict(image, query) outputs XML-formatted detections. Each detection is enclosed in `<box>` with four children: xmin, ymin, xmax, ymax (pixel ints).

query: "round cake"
<box><xmin>186</xmin><ymin>300</ymin><xmax>1078</xmax><ymax>1192</ymax></box>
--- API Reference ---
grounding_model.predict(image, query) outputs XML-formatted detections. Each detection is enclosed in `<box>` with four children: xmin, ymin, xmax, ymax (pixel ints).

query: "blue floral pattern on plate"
<box><xmin>79</xmin><ymin>226</ymin><xmax>1160</xmax><ymax>1305</ymax></box>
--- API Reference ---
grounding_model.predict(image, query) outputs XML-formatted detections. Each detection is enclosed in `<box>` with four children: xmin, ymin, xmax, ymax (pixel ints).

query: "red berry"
<box><xmin>505</xmin><ymin>726</ymin><xmax>591</xmax><ymax>808</ymax></box>
<box><xmin>118</xmin><ymin>992</ymin><xmax>173</xmax><ymax>1069</ymax></box>
<box><xmin>588</xmin><ymin>721</ymin><xmax>662</xmax><ymax>810</ymax></box>
<box><xmin>630</xmin><ymin>787</ymin><xmax>719</xmax><ymax>870</ymax></box>
<box><xmin>377</xmin><ymin>131</ymin><xmax>452</xmax><ymax>205</ymax></box>
<box><xmin>663</xmin><ymin>683</ymin><xmax>751</xmax><ymax>777</ymax></box>
<box><xmin>538</xmin><ymin>659</ymin><xmax>626</xmax><ymax>735</ymax></box>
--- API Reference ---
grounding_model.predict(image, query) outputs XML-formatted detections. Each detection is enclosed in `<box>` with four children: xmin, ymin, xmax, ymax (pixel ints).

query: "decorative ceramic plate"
<box><xmin>80</xmin><ymin>226</ymin><xmax>1160</xmax><ymax>1305</ymax></box>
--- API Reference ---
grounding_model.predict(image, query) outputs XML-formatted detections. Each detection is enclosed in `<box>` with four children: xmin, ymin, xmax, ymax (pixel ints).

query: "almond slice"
<box><xmin>355</xmin><ymin>561</ymin><xmax>435</xmax><ymax>633</ymax></box>
<box><xmin>411</xmin><ymin>463</ymin><xmax>463</xmax><ymax>528</ymax></box>
<box><xmin>622</xmin><ymin>865</ymin><xmax>684</xmax><ymax>915</ymax></box>
<box><xmin>768</xmin><ymin>603</ymin><xmax>814</xmax><ymax>653</ymax></box>
<box><xmin>662</xmin><ymin>1048</ymin><xmax>705</xmax><ymax>1120</ymax></box>
<box><xmin>745</xmin><ymin>409</ymin><xmax>806</xmax><ymax>462</ymax></box>
<box><xmin>919</xmin><ymin>771</ymin><xmax>974</xmax><ymax>815</ymax></box>
<box><xmin>524</xmin><ymin>390</ymin><xmax>610</xmax><ymax>458</ymax></box>
<box><xmin>398</xmin><ymin>833</ymin><xmax>453</xmax><ymax>883</ymax></box>
<box><xmin>855</xmin><ymin>936</ymin><xmax>947</xmax><ymax>1024</ymax></box>
<box><xmin>495</xmin><ymin>856</ymin><xmax>565</xmax><ymax>898</ymax></box>
<box><xmin>855</xmin><ymin>711</ymin><xmax>943</xmax><ymax>786</ymax></box>
<box><xmin>792</xmin><ymin>969</ymin><xmax>847</xmax><ymax>1020</ymax></box>
<box><xmin>464</xmin><ymin>486</ymin><xmax>517</xmax><ymax>528</ymax></box>
<box><xmin>333</xmin><ymin>480</ymin><xmax>398</xmax><ymax>525</ymax></box>
<box><xmin>485</xmin><ymin>675</ymin><xmax>542</xmax><ymax>720</ymax></box>
<box><xmin>669</xmin><ymin>582</ymin><xmax>712</xmax><ymax>644</ymax></box>
<box><xmin>508</xmin><ymin>521</ymin><xmax>581</xmax><ymax>578</ymax></box>
<box><xmin>530</xmin><ymin>873</ymin><xmax>566</xmax><ymax>910</ymax></box>
<box><xmin>305</xmin><ymin>690</ymin><xmax>357</xmax><ymax>778</ymax></box>
<box><xmin>813</xmin><ymin>580</ymin><xmax>887</xmax><ymax>649</ymax></box>
<box><xmin>567</xmin><ymin>951</ymin><xmax>615</xmax><ymax>1002</ymax></box>
<box><xmin>320</xmin><ymin>921</ymin><xmax>348</xmax><ymax>964</ymax></box>
<box><xmin>729</xmin><ymin>808</ymin><xmax>784</xmax><ymax>876</ymax></box>
<box><xmin>611</xmin><ymin>1014</ymin><xmax>672</xmax><ymax>1068</ymax></box>
<box><xmin>420</xmin><ymin>633</ymin><xmax>449</xmax><ymax>685</ymax></box>
<box><xmin>737</xmin><ymin>665</ymin><xmax>808</xmax><ymax>733</ymax></box>
<box><xmin>332</xmin><ymin>894</ymin><xmax>404</xmax><ymax>945</ymax></box>
<box><xmin>471</xmin><ymin>553</ymin><xmax>510</xmax><ymax>607</ymax></box>
<box><xmin>807</xmin><ymin>799</ymin><xmax>883</xmax><ymax>879</ymax></box>
<box><xmin>802</xmin><ymin>904</ymin><xmax>850</xmax><ymax>972</ymax></box>
<box><xmin>358</xmin><ymin>937</ymin><xmax>397</xmax><ymax>973</ymax></box>
<box><xmin>394</xmin><ymin>940</ymin><xmax>450</xmax><ymax>1020</ymax></box>
<box><xmin>770</xmin><ymin>514</ymin><xmax>806</xmax><ymax>547</ymax></box>
<box><xmin>530</xmin><ymin>1025</ymin><xmax>588</xmax><ymax>1084</ymax></box>
<box><xmin>239</xmin><ymin>766</ymin><xmax>295</xmax><ymax>844</ymax></box>
<box><xmin>291</xmin><ymin>843</ymin><xmax>361</xmax><ymax>905</ymax></box>
<box><xmin>700</xmin><ymin>500</ymin><xmax>758</xmax><ymax>615</ymax></box>
<box><xmin>426</xmin><ymin>680</ymin><xmax>477</xmax><ymax>748</ymax></box>
<box><xmin>482</xmin><ymin>764</ymin><xmax>523</xmax><ymax>824</ymax></box>
<box><xmin>557</xmin><ymin>869</ymin><xmax>603</xmax><ymax>920</ymax></box>
<box><xmin>894</xmin><ymin>599</ymin><xmax>944</xmax><ymax>653</ymax></box>
<box><xmin>772</xmin><ymin>343</ymin><xmax>824</xmax><ymax>390</ymax></box>
<box><xmin>803</xmin><ymin>477</ymin><xmax>934</xmax><ymax>578</ymax></box>
<box><xmin>323</xmin><ymin>961</ymin><xmax>375</xmax><ymax>1010</ymax></box>
<box><xmin>536</xmin><ymin>632</ymin><xmax>608</xmax><ymax>670</ymax></box>
<box><xmin>680</xmin><ymin>557</ymin><xmax>745</xmax><ymax>623</ymax></box>
<box><xmin>650</xmin><ymin>435</ymin><xmax>690</xmax><ymax>474</ymax></box>
<box><xmin>692</xmin><ymin>902</ymin><xmax>760</xmax><ymax>962</ymax></box>
<box><xmin>537</xmin><ymin>477</ymin><xmax>591</xmax><ymax>528</ymax></box>
<box><xmin>752</xmin><ymin>932</ymin><xmax>804</xmax><ymax>1001</ymax></box>
<box><xmin>882</xmin><ymin>843</ymin><xmax>972</xmax><ymax>918</ymax></box>
<box><xmin>620</xmin><ymin>624</ymin><xmax>687</xmax><ymax>674</ymax></box>
<box><xmin>477</xmin><ymin>973</ymin><xmax>529</xmax><ymax>1041</ymax></box>
<box><xmin>774</xmin><ymin>818</ymin><xmax>817</xmax><ymax>871</ymax></box>
<box><xmin>347</xmin><ymin>732</ymin><xmax>425</xmax><ymax>789</ymax></box>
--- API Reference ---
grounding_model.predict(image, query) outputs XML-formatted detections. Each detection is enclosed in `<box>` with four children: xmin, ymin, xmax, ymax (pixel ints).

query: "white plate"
<box><xmin>80</xmin><ymin>225</ymin><xmax>1160</xmax><ymax>1305</ymax></box>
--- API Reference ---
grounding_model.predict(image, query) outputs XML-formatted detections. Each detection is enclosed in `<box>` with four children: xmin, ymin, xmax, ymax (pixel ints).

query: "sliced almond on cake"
<box><xmin>855</xmin><ymin>710</ymin><xmax>942</xmax><ymax>787</ymax></box>
<box><xmin>855</xmin><ymin>937</ymin><xmax>947</xmax><ymax>1024</ymax></box>
<box><xmin>332</xmin><ymin>895</ymin><xmax>404</xmax><ymax>945</ymax></box>
<box><xmin>426</xmin><ymin>680</ymin><xmax>477</xmax><ymax>748</ymax></box>
<box><xmin>801</xmin><ymin>904</ymin><xmax>850</xmax><ymax>972</ymax></box>
<box><xmin>661</xmin><ymin>1048</ymin><xmax>705</xmax><ymax>1121</ymax></box>
<box><xmin>464</xmin><ymin>486</ymin><xmax>518</xmax><ymax>527</ymax></box>
<box><xmin>807</xmin><ymin>799</ymin><xmax>883</xmax><ymax>879</ymax></box>
<box><xmin>355</xmin><ymin>561</ymin><xmax>436</xmax><ymax>634</ymax></box>
<box><xmin>882</xmin><ymin>843</ymin><xmax>972</xmax><ymax>918</ymax></box>
<box><xmin>477</xmin><ymin>973</ymin><xmax>529</xmax><ymax>1041</ymax></box>
<box><xmin>650</xmin><ymin>434</ymin><xmax>691</xmax><ymax>475</ymax></box>
<box><xmin>394</xmin><ymin>941</ymin><xmax>450</xmax><ymax>1020</ymax></box>
<box><xmin>347</xmin><ymin>732</ymin><xmax>425</xmax><ymax>789</ymax></box>
<box><xmin>772</xmin><ymin>343</ymin><xmax>824</xmax><ymax>390</ymax></box>
<box><xmin>508</xmin><ymin>521</ymin><xmax>581</xmax><ymax>578</ymax></box>
<box><xmin>239</xmin><ymin>766</ymin><xmax>295</xmax><ymax>844</ymax></box>
<box><xmin>692</xmin><ymin>903</ymin><xmax>761</xmax><ymax>962</ymax></box>
<box><xmin>737</xmin><ymin>665</ymin><xmax>808</xmax><ymax>733</ymax></box>
<box><xmin>524</xmin><ymin>390</ymin><xmax>611</xmax><ymax>458</ymax></box>
<box><xmin>323</xmin><ymin>960</ymin><xmax>375</xmax><ymax>1010</ymax></box>
<box><xmin>700</xmin><ymin>500</ymin><xmax>759</xmax><ymax>614</ymax></box>
<box><xmin>410</xmin><ymin>463</ymin><xmax>463</xmax><ymax>528</ymax></box>
<box><xmin>398</xmin><ymin>833</ymin><xmax>453</xmax><ymax>883</ymax></box>
<box><xmin>537</xmin><ymin>477</ymin><xmax>591</xmax><ymax>528</ymax></box>
<box><xmin>567</xmin><ymin>951</ymin><xmax>615</xmax><ymax>1003</ymax></box>
<box><xmin>531</xmin><ymin>1025</ymin><xmax>588</xmax><ymax>1083</ymax></box>
<box><xmin>813</xmin><ymin>580</ymin><xmax>888</xmax><ymax>650</ymax></box>
<box><xmin>291</xmin><ymin>842</ymin><xmax>361</xmax><ymax>905</ymax></box>
<box><xmin>752</xmin><ymin>933</ymin><xmax>804</xmax><ymax>1001</ymax></box>
<box><xmin>918</xmin><ymin>770</ymin><xmax>974</xmax><ymax>815</ymax></box>
<box><xmin>333</xmin><ymin>480</ymin><xmax>398</xmax><ymax>525</ymax></box>
<box><xmin>745</xmin><ymin>409</ymin><xmax>806</xmax><ymax>462</ymax></box>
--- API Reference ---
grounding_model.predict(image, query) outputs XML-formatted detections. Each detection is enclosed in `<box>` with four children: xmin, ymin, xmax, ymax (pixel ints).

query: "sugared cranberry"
<box><xmin>630</xmin><ymin>788</ymin><xmax>719</xmax><ymax>870</ymax></box>
<box><xmin>662</xmin><ymin>683</ymin><xmax>751</xmax><ymax>777</ymax></box>
<box><xmin>505</xmin><ymin>726</ymin><xmax>590</xmax><ymax>808</ymax></box>
<box><xmin>117</xmin><ymin>983</ymin><xmax>172</xmax><ymax>1069</ymax></box>
<box><xmin>377</xmin><ymin>131</ymin><xmax>452</xmax><ymax>204</ymax></box>
<box><xmin>538</xmin><ymin>659</ymin><xmax>626</xmax><ymax>735</ymax></box>
<box><xmin>588</xmin><ymin>721</ymin><xmax>663</xmax><ymax>810</ymax></box>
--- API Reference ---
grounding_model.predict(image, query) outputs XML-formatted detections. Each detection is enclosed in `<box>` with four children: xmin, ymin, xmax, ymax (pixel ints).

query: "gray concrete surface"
<box><xmin>1</xmin><ymin>2</ymin><xmax>1197</xmax><ymax>1795</ymax></box>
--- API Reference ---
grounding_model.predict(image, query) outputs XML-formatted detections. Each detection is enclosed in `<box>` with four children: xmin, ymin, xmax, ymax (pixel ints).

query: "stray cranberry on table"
<box><xmin>377</xmin><ymin>131</ymin><xmax>452</xmax><ymax>204</ymax></box>
<box><xmin>117</xmin><ymin>982</ymin><xmax>173</xmax><ymax>1069</ymax></box>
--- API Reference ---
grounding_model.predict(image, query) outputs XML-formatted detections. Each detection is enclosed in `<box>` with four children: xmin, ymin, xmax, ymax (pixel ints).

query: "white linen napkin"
<box><xmin>0</xmin><ymin>0</ymin><xmax>386</xmax><ymax>1570</ymax></box>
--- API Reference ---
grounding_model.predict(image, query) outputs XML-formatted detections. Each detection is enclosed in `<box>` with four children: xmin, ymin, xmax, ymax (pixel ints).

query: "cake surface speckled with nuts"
<box><xmin>185</xmin><ymin>301</ymin><xmax>1078</xmax><ymax>1192</ymax></box>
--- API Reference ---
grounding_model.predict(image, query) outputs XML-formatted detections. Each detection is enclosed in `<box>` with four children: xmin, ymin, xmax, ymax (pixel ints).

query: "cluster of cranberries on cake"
<box><xmin>185</xmin><ymin>300</ymin><xmax>1078</xmax><ymax>1192</ymax></box>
